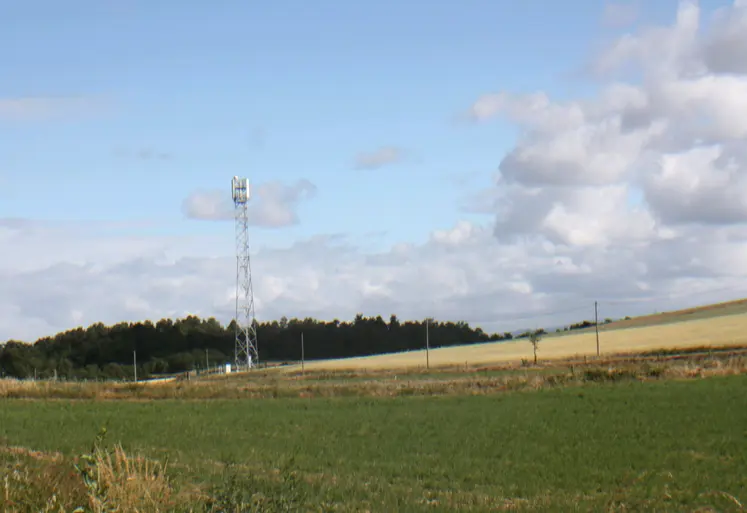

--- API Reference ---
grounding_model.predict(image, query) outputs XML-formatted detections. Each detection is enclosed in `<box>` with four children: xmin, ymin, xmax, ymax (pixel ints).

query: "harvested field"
<box><xmin>294</xmin><ymin>312</ymin><xmax>747</xmax><ymax>371</ymax></box>
<box><xmin>584</xmin><ymin>297</ymin><xmax>747</xmax><ymax>333</ymax></box>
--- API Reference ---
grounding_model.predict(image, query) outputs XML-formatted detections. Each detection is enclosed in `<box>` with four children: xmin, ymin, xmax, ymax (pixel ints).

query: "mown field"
<box><xmin>596</xmin><ymin>297</ymin><xmax>747</xmax><ymax>332</ymax></box>
<box><xmin>293</xmin><ymin>310</ymin><xmax>747</xmax><ymax>372</ymax></box>
<box><xmin>2</xmin><ymin>353</ymin><xmax>747</xmax><ymax>511</ymax></box>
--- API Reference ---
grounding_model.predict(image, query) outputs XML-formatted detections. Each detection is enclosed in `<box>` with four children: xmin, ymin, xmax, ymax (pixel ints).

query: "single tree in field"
<box><xmin>529</xmin><ymin>330</ymin><xmax>542</xmax><ymax>365</ymax></box>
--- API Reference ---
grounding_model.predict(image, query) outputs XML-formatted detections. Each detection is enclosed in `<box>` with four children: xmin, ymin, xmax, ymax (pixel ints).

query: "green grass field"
<box><xmin>2</xmin><ymin>374</ymin><xmax>746</xmax><ymax>511</ymax></box>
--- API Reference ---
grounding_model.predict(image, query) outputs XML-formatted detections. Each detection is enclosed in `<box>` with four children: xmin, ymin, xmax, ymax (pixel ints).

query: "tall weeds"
<box><xmin>1</xmin><ymin>428</ymin><xmax>190</xmax><ymax>512</ymax></box>
<box><xmin>74</xmin><ymin>428</ymin><xmax>180</xmax><ymax>512</ymax></box>
<box><xmin>2</xmin><ymin>430</ymin><xmax>313</xmax><ymax>512</ymax></box>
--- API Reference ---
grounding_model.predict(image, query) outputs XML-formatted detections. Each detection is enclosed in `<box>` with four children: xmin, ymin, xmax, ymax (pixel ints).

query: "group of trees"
<box><xmin>0</xmin><ymin>314</ymin><xmax>516</xmax><ymax>381</ymax></box>
<box><xmin>563</xmin><ymin>318</ymin><xmax>613</xmax><ymax>332</ymax></box>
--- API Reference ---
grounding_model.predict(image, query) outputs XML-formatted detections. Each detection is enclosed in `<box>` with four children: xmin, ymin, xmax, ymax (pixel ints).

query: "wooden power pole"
<box><xmin>594</xmin><ymin>301</ymin><xmax>600</xmax><ymax>357</ymax></box>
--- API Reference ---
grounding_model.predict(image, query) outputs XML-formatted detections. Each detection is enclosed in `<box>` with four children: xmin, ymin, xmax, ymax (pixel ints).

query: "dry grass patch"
<box><xmin>1</xmin><ymin>429</ymin><xmax>196</xmax><ymax>513</ymax></box>
<box><xmin>79</xmin><ymin>443</ymin><xmax>182</xmax><ymax>512</ymax></box>
<box><xmin>0</xmin><ymin>353</ymin><xmax>744</xmax><ymax>401</ymax></box>
<box><xmin>1</xmin><ymin>445</ymin><xmax>63</xmax><ymax>463</ymax></box>
<box><xmin>0</xmin><ymin>379</ymin><xmax>105</xmax><ymax>399</ymax></box>
<box><xmin>2</xmin><ymin>454</ymin><xmax>87</xmax><ymax>512</ymax></box>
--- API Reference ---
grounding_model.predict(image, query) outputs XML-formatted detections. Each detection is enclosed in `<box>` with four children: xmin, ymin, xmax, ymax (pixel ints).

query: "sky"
<box><xmin>2</xmin><ymin>0</ymin><xmax>747</xmax><ymax>342</ymax></box>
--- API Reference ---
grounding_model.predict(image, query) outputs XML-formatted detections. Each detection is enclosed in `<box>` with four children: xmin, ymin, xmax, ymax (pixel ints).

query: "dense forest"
<box><xmin>0</xmin><ymin>314</ymin><xmax>517</xmax><ymax>380</ymax></box>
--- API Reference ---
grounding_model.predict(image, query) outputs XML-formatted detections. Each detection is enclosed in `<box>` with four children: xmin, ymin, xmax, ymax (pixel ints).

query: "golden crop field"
<box><xmin>294</xmin><ymin>311</ymin><xmax>747</xmax><ymax>372</ymax></box>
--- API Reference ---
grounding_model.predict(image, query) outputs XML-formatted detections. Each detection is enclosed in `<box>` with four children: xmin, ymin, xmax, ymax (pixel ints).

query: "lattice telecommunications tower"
<box><xmin>232</xmin><ymin>176</ymin><xmax>258</xmax><ymax>369</ymax></box>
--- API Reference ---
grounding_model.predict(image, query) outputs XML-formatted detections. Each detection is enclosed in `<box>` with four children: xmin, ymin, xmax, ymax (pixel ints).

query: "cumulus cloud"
<box><xmin>702</xmin><ymin>1</ymin><xmax>747</xmax><ymax>73</ymax></box>
<box><xmin>4</xmin><ymin>1</ymin><xmax>747</xmax><ymax>343</ymax></box>
<box><xmin>467</xmin><ymin>0</ymin><xmax>747</xmax><ymax>230</ymax></box>
<box><xmin>353</xmin><ymin>146</ymin><xmax>405</xmax><ymax>170</ymax></box>
<box><xmin>456</xmin><ymin>0</ymin><xmax>747</xmax><ymax>313</ymax></box>
<box><xmin>182</xmin><ymin>179</ymin><xmax>317</xmax><ymax>228</ymax></box>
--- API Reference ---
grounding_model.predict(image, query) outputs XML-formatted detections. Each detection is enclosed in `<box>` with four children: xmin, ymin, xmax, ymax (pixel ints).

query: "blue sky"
<box><xmin>0</xmin><ymin>0</ymin><xmax>668</xmax><ymax>248</ymax></box>
<box><xmin>2</xmin><ymin>0</ymin><xmax>747</xmax><ymax>340</ymax></box>
<box><xmin>1</xmin><ymin>1</ymin><xmax>735</xmax><ymax>243</ymax></box>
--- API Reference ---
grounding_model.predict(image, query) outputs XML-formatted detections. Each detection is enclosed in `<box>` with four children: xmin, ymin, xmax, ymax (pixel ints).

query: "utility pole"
<box><xmin>301</xmin><ymin>332</ymin><xmax>305</xmax><ymax>372</ymax></box>
<box><xmin>594</xmin><ymin>301</ymin><xmax>600</xmax><ymax>358</ymax></box>
<box><xmin>205</xmin><ymin>348</ymin><xmax>209</xmax><ymax>373</ymax></box>
<box><xmin>426</xmin><ymin>318</ymin><xmax>430</xmax><ymax>370</ymax></box>
<box><xmin>133</xmin><ymin>351</ymin><xmax>137</xmax><ymax>383</ymax></box>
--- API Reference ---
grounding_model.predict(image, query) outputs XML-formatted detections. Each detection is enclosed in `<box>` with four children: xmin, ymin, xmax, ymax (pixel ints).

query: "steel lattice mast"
<box><xmin>232</xmin><ymin>176</ymin><xmax>258</xmax><ymax>369</ymax></box>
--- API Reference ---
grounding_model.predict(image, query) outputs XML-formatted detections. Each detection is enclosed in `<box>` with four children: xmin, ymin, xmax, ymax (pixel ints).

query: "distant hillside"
<box><xmin>0</xmin><ymin>314</ymin><xmax>508</xmax><ymax>380</ymax></box>
<box><xmin>571</xmin><ymin>298</ymin><xmax>747</xmax><ymax>334</ymax></box>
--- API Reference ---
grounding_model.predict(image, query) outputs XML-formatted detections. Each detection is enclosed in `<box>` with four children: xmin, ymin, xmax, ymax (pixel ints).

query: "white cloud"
<box><xmin>540</xmin><ymin>185</ymin><xmax>658</xmax><ymax>247</ymax></box>
<box><xmin>702</xmin><ymin>1</ymin><xmax>747</xmax><ymax>73</ymax></box>
<box><xmin>2</xmin><ymin>216</ymin><xmax>746</xmax><ymax>343</ymax></box>
<box><xmin>3</xmin><ymin>1</ymin><xmax>747</xmax><ymax>344</ymax></box>
<box><xmin>353</xmin><ymin>146</ymin><xmax>405</xmax><ymax>170</ymax></box>
<box><xmin>468</xmin><ymin>0</ymin><xmax>747</xmax><ymax>230</ymax></box>
<box><xmin>645</xmin><ymin>144</ymin><xmax>747</xmax><ymax>225</ymax></box>
<box><xmin>182</xmin><ymin>179</ymin><xmax>317</xmax><ymax>227</ymax></box>
<box><xmin>0</xmin><ymin>96</ymin><xmax>109</xmax><ymax>121</ymax></box>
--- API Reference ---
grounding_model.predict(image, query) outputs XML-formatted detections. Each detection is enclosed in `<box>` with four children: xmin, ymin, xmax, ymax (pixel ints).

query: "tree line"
<box><xmin>0</xmin><ymin>314</ymin><xmax>516</xmax><ymax>381</ymax></box>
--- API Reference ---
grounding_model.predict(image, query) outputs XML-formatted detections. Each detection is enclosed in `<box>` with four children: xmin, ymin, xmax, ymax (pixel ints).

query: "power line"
<box><xmin>471</xmin><ymin>303</ymin><xmax>594</xmax><ymax>325</ymax></box>
<box><xmin>464</xmin><ymin>286</ymin><xmax>747</xmax><ymax>333</ymax></box>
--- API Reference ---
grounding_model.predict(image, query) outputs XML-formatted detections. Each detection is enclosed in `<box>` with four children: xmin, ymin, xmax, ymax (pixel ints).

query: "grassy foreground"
<box><xmin>2</xmin><ymin>369</ymin><xmax>747</xmax><ymax>511</ymax></box>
